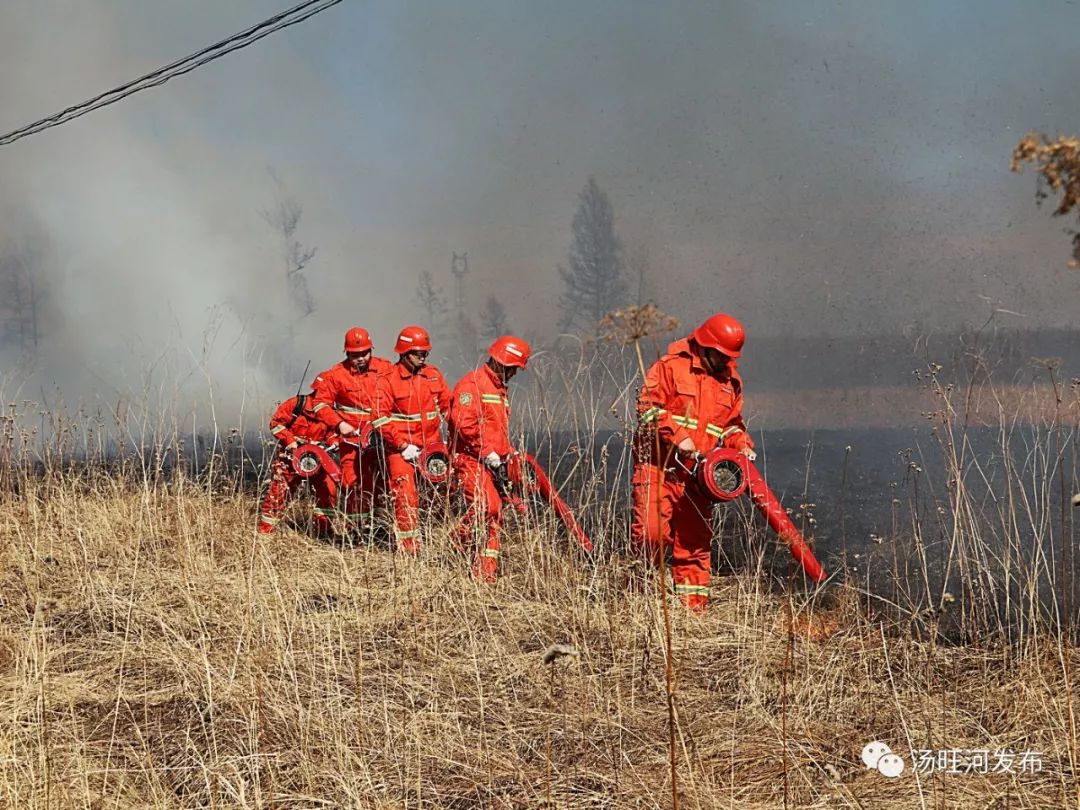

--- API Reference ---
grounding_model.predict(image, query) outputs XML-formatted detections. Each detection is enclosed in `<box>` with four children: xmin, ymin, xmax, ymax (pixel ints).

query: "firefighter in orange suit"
<box><xmin>447</xmin><ymin>335</ymin><xmax>530</xmax><ymax>582</ymax></box>
<box><xmin>258</xmin><ymin>393</ymin><xmax>337</xmax><ymax>535</ymax></box>
<box><xmin>372</xmin><ymin>326</ymin><xmax>451</xmax><ymax>554</ymax></box>
<box><xmin>631</xmin><ymin>313</ymin><xmax>757</xmax><ymax>611</ymax></box>
<box><xmin>309</xmin><ymin>327</ymin><xmax>392</xmax><ymax>534</ymax></box>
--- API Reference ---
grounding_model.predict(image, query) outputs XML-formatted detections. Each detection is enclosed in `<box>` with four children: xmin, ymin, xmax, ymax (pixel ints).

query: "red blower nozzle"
<box><xmin>744</xmin><ymin>462</ymin><xmax>826</xmax><ymax>583</ymax></box>
<box><xmin>418</xmin><ymin>441</ymin><xmax>451</xmax><ymax>484</ymax></box>
<box><xmin>696</xmin><ymin>447</ymin><xmax>750</xmax><ymax>501</ymax></box>
<box><xmin>290</xmin><ymin>443</ymin><xmax>342</xmax><ymax>484</ymax></box>
<box><xmin>521</xmin><ymin>453</ymin><xmax>593</xmax><ymax>553</ymax></box>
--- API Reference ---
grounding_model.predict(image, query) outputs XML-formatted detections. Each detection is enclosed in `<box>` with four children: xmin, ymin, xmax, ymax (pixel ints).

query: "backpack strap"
<box><xmin>285</xmin><ymin>394</ymin><xmax>309</xmax><ymax>429</ymax></box>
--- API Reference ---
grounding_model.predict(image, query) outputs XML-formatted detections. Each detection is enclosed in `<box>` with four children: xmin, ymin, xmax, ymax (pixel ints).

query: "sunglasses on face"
<box><xmin>407</xmin><ymin>350</ymin><xmax>430</xmax><ymax>359</ymax></box>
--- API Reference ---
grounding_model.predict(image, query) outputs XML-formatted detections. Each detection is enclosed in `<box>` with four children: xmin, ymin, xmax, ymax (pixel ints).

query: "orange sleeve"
<box><xmin>269</xmin><ymin>399</ymin><xmax>299</xmax><ymax>446</ymax></box>
<box><xmin>449</xmin><ymin>377</ymin><xmax>486</xmax><ymax>456</ymax></box>
<box><xmin>434</xmin><ymin>369</ymin><xmax>452</xmax><ymax>417</ymax></box>
<box><xmin>310</xmin><ymin>371</ymin><xmax>344</xmax><ymax>430</ymax></box>
<box><xmin>372</xmin><ymin>374</ymin><xmax>405</xmax><ymax>451</ymax></box>
<box><xmin>638</xmin><ymin>359</ymin><xmax>692</xmax><ymax>448</ymax></box>
<box><xmin>723</xmin><ymin>391</ymin><xmax>752</xmax><ymax>451</ymax></box>
<box><xmin>721</xmin><ymin>372</ymin><xmax>752</xmax><ymax>451</ymax></box>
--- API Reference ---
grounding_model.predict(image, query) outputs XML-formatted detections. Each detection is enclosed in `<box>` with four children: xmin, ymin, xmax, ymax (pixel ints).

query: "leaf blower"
<box><xmin>290</xmin><ymin>422</ymin><xmax>375</xmax><ymax>485</ymax></box>
<box><xmin>290</xmin><ymin>442</ymin><xmax>343</xmax><ymax>484</ymax></box>
<box><xmin>417</xmin><ymin>441</ymin><xmax>452</xmax><ymax>485</ymax></box>
<box><xmin>499</xmin><ymin>452</ymin><xmax>593</xmax><ymax>553</ymax></box>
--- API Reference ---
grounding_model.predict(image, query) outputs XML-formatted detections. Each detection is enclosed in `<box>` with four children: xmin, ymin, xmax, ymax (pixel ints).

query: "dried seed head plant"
<box><xmin>599</xmin><ymin>304</ymin><xmax>681</xmax><ymax>345</ymax></box>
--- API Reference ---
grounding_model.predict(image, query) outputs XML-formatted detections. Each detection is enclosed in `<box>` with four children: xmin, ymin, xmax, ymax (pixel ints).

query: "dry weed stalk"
<box><xmin>1</xmin><ymin>354</ymin><xmax>1079</xmax><ymax>807</ymax></box>
<box><xmin>601</xmin><ymin>303</ymin><xmax>682</xmax><ymax>810</ymax></box>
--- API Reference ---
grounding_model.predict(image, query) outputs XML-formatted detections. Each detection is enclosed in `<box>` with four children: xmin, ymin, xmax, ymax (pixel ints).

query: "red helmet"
<box><xmin>344</xmin><ymin>327</ymin><xmax>372</xmax><ymax>353</ymax></box>
<box><xmin>488</xmin><ymin>335</ymin><xmax>531</xmax><ymax>368</ymax></box>
<box><xmin>394</xmin><ymin>325</ymin><xmax>432</xmax><ymax>354</ymax></box>
<box><xmin>692</xmin><ymin>313</ymin><xmax>745</xmax><ymax>358</ymax></box>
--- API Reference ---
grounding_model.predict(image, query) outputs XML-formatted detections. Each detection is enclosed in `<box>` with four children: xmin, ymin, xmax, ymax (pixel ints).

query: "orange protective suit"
<box><xmin>372</xmin><ymin>360</ymin><xmax>451</xmax><ymax>552</ymax></box>
<box><xmin>632</xmin><ymin>337</ymin><xmax>754</xmax><ymax>611</ymax></box>
<box><xmin>447</xmin><ymin>363</ymin><xmax>514</xmax><ymax>581</ymax></box>
<box><xmin>258</xmin><ymin>395</ymin><xmax>337</xmax><ymax>535</ymax></box>
<box><xmin>309</xmin><ymin>357</ymin><xmax>392</xmax><ymax>533</ymax></box>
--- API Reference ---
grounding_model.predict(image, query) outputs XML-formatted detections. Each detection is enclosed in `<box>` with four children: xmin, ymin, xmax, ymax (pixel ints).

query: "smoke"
<box><xmin>0</xmin><ymin>1</ymin><xmax>412</xmax><ymax>422</ymax></box>
<box><xmin>1</xmin><ymin>0</ymin><xmax>1078</xmax><ymax>427</ymax></box>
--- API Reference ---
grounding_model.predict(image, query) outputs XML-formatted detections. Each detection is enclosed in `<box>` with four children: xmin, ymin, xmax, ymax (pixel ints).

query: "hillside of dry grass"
<box><xmin>1</xmin><ymin>470</ymin><xmax>1076</xmax><ymax>809</ymax></box>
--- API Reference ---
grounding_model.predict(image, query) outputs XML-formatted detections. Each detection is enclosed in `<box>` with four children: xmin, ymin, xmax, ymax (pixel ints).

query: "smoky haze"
<box><xmin>1</xmin><ymin>0</ymin><xmax>1078</xmax><ymax>428</ymax></box>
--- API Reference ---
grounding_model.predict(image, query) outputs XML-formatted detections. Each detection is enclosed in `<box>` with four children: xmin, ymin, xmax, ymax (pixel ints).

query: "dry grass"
<box><xmin>1</xmin><ymin>337</ymin><xmax>1077</xmax><ymax>808</ymax></box>
<box><xmin>0</xmin><ymin>467</ymin><xmax>1076</xmax><ymax>809</ymax></box>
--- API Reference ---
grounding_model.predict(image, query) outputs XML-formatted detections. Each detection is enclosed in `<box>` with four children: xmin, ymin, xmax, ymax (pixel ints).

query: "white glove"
<box><xmin>402</xmin><ymin>444</ymin><xmax>421</xmax><ymax>462</ymax></box>
<box><xmin>676</xmin><ymin>436</ymin><xmax>698</xmax><ymax>457</ymax></box>
<box><xmin>484</xmin><ymin>451</ymin><xmax>502</xmax><ymax>469</ymax></box>
<box><xmin>741</xmin><ymin>448</ymin><xmax>757</xmax><ymax>462</ymax></box>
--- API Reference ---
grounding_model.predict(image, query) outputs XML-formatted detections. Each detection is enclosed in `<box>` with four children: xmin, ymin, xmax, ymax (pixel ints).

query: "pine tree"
<box><xmin>557</xmin><ymin>176</ymin><xmax>628</xmax><ymax>333</ymax></box>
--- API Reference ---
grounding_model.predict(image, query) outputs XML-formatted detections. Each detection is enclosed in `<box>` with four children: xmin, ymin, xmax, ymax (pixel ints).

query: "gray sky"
<box><xmin>1</xmin><ymin>0</ymin><xmax>1078</xmax><ymax>410</ymax></box>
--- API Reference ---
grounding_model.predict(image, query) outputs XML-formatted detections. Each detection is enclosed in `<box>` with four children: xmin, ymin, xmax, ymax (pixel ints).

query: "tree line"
<box><xmin>0</xmin><ymin>173</ymin><xmax>638</xmax><ymax>378</ymax></box>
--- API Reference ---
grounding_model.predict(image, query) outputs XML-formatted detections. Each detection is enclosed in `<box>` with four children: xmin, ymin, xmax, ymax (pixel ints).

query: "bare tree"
<box><xmin>256</xmin><ymin>174</ymin><xmax>318</xmax><ymax>383</ymax></box>
<box><xmin>478</xmin><ymin>295</ymin><xmax>509</xmax><ymax>340</ymax></box>
<box><xmin>557</xmin><ymin>176</ymin><xmax>628</xmax><ymax>333</ymax></box>
<box><xmin>626</xmin><ymin>242</ymin><xmax>657</xmax><ymax>307</ymax></box>
<box><xmin>414</xmin><ymin>270</ymin><xmax>449</xmax><ymax>336</ymax></box>
<box><xmin>261</xmin><ymin>191</ymin><xmax>317</xmax><ymax>319</ymax></box>
<box><xmin>0</xmin><ymin>239</ymin><xmax>47</xmax><ymax>353</ymax></box>
<box><xmin>453</xmin><ymin>312</ymin><xmax>479</xmax><ymax>366</ymax></box>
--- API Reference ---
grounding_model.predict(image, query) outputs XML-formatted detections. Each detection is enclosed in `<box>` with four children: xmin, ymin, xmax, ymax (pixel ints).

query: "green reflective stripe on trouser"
<box><xmin>313</xmin><ymin>507</ymin><xmax>336</xmax><ymax>517</ymax></box>
<box><xmin>671</xmin><ymin>415</ymin><xmax>699</xmax><ymax>429</ymax></box>
<box><xmin>337</xmin><ymin>405</ymin><xmax>371</xmax><ymax>416</ymax></box>
<box><xmin>346</xmin><ymin>512</ymin><xmax>372</xmax><ymax>522</ymax></box>
<box><xmin>372</xmin><ymin>416</ymin><xmax>392</xmax><ymax>428</ymax></box>
<box><xmin>259</xmin><ymin>515</ymin><xmax>280</xmax><ymax>525</ymax></box>
<box><xmin>673</xmin><ymin>583</ymin><xmax>710</xmax><ymax>597</ymax></box>
<box><xmin>391</xmin><ymin>412</ymin><xmax>422</xmax><ymax>422</ymax></box>
<box><xmin>479</xmin><ymin>548</ymin><xmax>500</xmax><ymax>558</ymax></box>
<box><xmin>394</xmin><ymin>528</ymin><xmax>420</xmax><ymax>540</ymax></box>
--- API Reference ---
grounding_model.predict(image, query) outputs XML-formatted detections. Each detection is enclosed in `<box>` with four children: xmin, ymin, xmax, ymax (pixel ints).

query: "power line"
<box><xmin>0</xmin><ymin>0</ymin><xmax>344</xmax><ymax>147</ymax></box>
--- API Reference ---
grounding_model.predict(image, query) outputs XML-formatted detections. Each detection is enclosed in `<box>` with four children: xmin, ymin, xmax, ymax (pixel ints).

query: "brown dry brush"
<box><xmin>1011</xmin><ymin>131</ymin><xmax>1080</xmax><ymax>267</ymax></box>
<box><xmin>0</xmin><ymin>361</ymin><xmax>1078</xmax><ymax>808</ymax></box>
